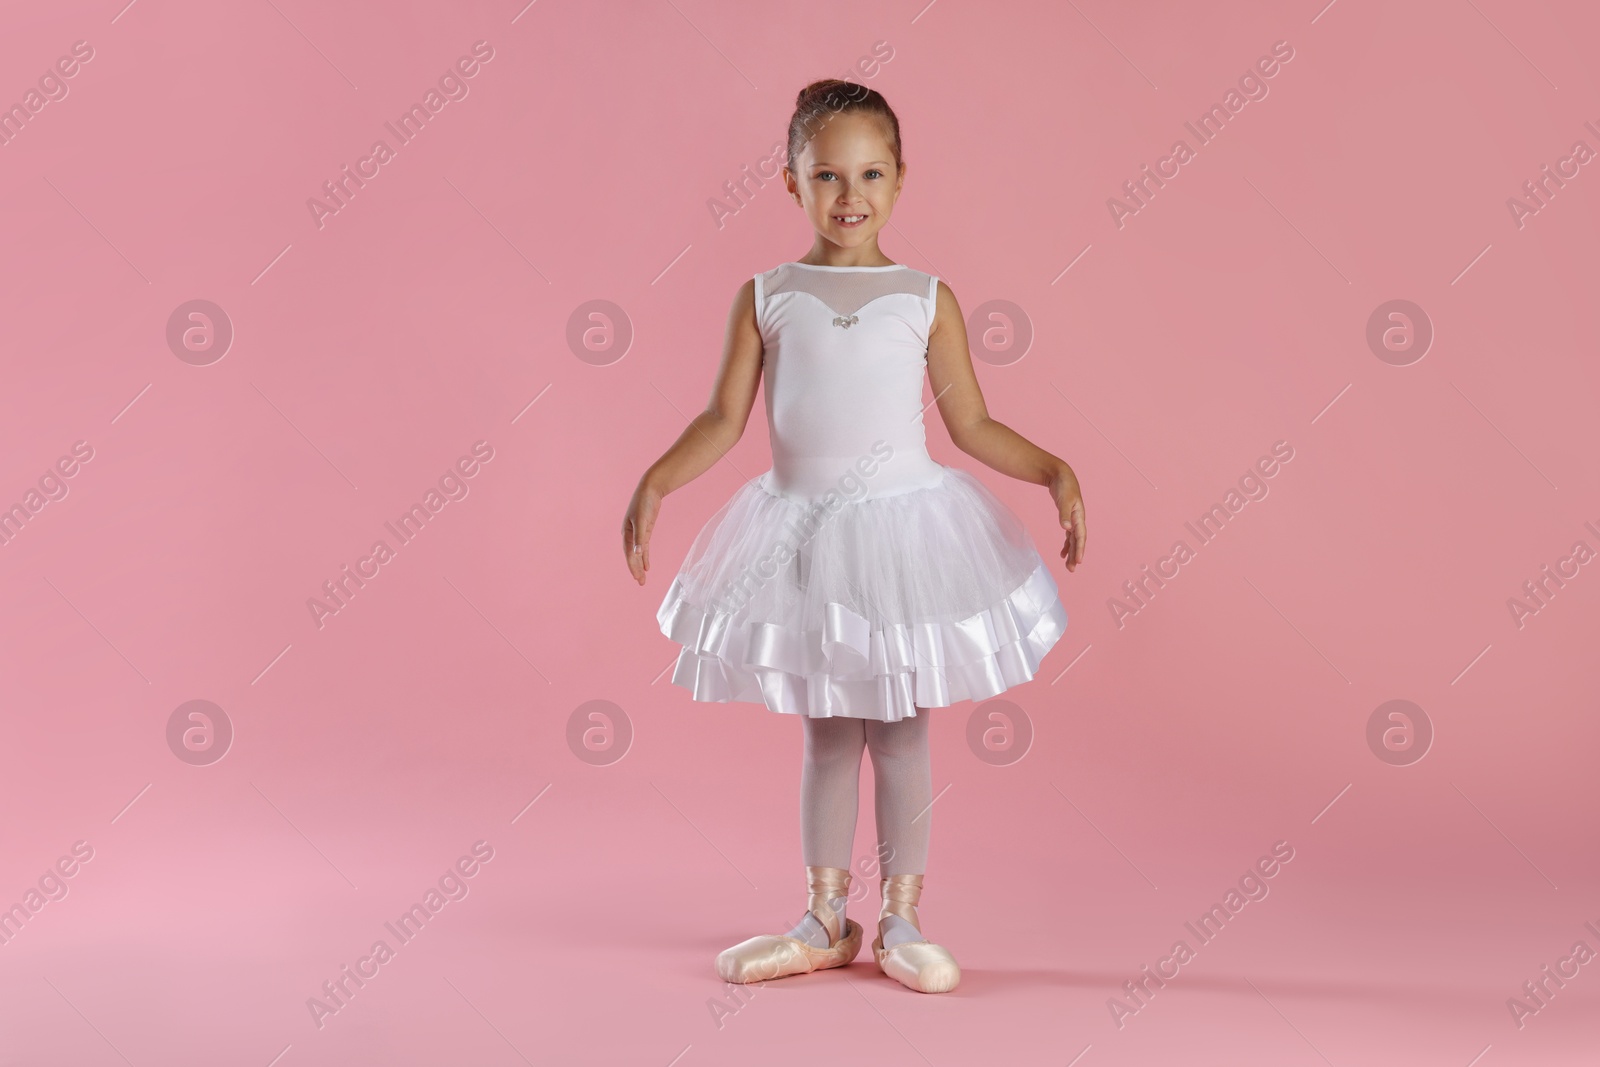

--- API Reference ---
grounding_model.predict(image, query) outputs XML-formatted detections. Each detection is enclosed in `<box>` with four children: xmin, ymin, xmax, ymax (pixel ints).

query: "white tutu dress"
<box><xmin>656</xmin><ymin>261</ymin><xmax>1068</xmax><ymax>721</ymax></box>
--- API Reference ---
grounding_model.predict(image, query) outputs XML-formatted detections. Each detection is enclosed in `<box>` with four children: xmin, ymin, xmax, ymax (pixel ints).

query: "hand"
<box><xmin>1048</xmin><ymin>465</ymin><xmax>1086</xmax><ymax>573</ymax></box>
<box><xmin>623</xmin><ymin>480</ymin><xmax>662</xmax><ymax>586</ymax></box>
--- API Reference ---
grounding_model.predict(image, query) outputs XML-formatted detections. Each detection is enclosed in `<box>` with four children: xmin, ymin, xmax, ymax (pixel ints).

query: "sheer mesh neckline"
<box><xmin>788</xmin><ymin>261</ymin><xmax>907</xmax><ymax>272</ymax></box>
<box><xmin>764</xmin><ymin>262</ymin><xmax>930</xmax><ymax>317</ymax></box>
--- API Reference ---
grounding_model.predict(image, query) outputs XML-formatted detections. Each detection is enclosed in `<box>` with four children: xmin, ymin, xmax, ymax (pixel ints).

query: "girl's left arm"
<box><xmin>926</xmin><ymin>279</ymin><xmax>1087</xmax><ymax>571</ymax></box>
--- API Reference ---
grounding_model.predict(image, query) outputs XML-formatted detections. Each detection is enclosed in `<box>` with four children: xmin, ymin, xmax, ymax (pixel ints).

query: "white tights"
<box><xmin>783</xmin><ymin>712</ymin><xmax>932</xmax><ymax>949</ymax></box>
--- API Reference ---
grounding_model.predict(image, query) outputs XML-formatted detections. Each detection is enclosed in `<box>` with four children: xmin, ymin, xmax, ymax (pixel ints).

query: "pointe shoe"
<box><xmin>715</xmin><ymin>865</ymin><xmax>863</xmax><ymax>984</ymax></box>
<box><xmin>871</xmin><ymin>873</ymin><xmax>961</xmax><ymax>993</ymax></box>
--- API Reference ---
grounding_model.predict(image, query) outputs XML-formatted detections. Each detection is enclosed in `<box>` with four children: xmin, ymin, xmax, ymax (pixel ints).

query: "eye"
<box><xmin>865</xmin><ymin>169</ymin><xmax>883</xmax><ymax>179</ymax></box>
<box><xmin>815</xmin><ymin>171</ymin><xmax>837</xmax><ymax>181</ymax></box>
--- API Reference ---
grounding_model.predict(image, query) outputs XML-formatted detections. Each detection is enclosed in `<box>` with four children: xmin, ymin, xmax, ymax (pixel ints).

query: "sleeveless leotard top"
<box><xmin>753</xmin><ymin>261</ymin><xmax>946</xmax><ymax>503</ymax></box>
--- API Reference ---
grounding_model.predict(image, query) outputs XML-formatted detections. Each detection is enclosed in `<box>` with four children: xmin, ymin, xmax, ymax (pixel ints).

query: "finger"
<box><xmin>635</xmin><ymin>511</ymin><xmax>657</xmax><ymax>579</ymax></box>
<box><xmin>624</xmin><ymin>517</ymin><xmax>647</xmax><ymax>581</ymax></box>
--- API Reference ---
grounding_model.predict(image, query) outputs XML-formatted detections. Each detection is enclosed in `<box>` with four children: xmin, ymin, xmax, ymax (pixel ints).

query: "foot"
<box><xmin>714</xmin><ymin>867</ymin><xmax>863</xmax><ymax>984</ymax></box>
<box><xmin>872</xmin><ymin>873</ymin><xmax>960</xmax><ymax>993</ymax></box>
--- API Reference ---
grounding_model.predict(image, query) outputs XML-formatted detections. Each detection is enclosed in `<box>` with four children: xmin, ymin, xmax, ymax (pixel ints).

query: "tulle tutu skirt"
<box><xmin>655</xmin><ymin>464</ymin><xmax>1068</xmax><ymax>721</ymax></box>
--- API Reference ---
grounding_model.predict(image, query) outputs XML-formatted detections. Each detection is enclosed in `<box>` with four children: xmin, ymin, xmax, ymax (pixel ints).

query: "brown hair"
<box><xmin>785</xmin><ymin>79</ymin><xmax>903</xmax><ymax>176</ymax></box>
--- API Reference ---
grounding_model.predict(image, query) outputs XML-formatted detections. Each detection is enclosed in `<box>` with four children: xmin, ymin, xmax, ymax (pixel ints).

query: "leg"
<box><xmin>800</xmin><ymin>715</ymin><xmax>867</xmax><ymax>868</ymax></box>
<box><xmin>865</xmin><ymin>711</ymin><xmax>932</xmax><ymax>876</ymax></box>
<box><xmin>865</xmin><ymin>708</ymin><xmax>960</xmax><ymax>993</ymax></box>
<box><xmin>783</xmin><ymin>716</ymin><xmax>866</xmax><ymax>946</ymax></box>
<box><xmin>714</xmin><ymin>716</ymin><xmax>870</xmax><ymax>981</ymax></box>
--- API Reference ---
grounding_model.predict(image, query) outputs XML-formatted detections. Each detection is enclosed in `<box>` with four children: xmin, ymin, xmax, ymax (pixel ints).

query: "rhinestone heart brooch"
<box><xmin>832</xmin><ymin>314</ymin><xmax>859</xmax><ymax>329</ymax></box>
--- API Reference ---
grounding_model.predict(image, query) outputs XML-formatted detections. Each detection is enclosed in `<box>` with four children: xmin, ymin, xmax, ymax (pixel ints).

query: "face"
<box><xmin>783</xmin><ymin>110</ymin><xmax>905</xmax><ymax>252</ymax></box>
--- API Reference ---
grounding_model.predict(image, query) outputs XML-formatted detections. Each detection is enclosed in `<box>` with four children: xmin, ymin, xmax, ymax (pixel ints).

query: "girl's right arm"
<box><xmin>623</xmin><ymin>278</ymin><xmax>764</xmax><ymax>586</ymax></box>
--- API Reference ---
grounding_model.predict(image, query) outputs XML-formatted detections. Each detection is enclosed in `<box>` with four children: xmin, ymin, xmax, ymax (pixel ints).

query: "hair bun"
<box><xmin>784</xmin><ymin>78</ymin><xmax>902</xmax><ymax>174</ymax></box>
<box><xmin>796</xmin><ymin>78</ymin><xmax>850</xmax><ymax>106</ymax></box>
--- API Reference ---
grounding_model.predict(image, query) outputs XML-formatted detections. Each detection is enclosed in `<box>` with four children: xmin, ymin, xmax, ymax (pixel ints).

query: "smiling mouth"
<box><xmin>833</xmin><ymin>214</ymin><xmax>867</xmax><ymax>224</ymax></box>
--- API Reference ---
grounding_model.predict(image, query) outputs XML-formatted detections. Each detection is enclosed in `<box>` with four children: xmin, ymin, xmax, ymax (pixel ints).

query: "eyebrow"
<box><xmin>809</xmin><ymin>161</ymin><xmax>893</xmax><ymax>169</ymax></box>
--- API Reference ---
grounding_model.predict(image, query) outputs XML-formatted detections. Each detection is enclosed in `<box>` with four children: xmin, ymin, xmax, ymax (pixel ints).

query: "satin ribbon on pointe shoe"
<box><xmin>872</xmin><ymin>873</ymin><xmax>961</xmax><ymax>993</ymax></box>
<box><xmin>715</xmin><ymin>865</ymin><xmax>864</xmax><ymax>984</ymax></box>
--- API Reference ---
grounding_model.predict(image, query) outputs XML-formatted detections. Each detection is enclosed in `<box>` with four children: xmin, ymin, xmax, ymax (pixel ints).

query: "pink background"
<box><xmin>1</xmin><ymin>0</ymin><xmax>1597</xmax><ymax>1064</ymax></box>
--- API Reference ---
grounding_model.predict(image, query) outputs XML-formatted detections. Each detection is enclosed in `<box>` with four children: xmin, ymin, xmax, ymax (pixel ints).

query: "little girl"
<box><xmin>623</xmin><ymin>79</ymin><xmax>1086</xmax><ymax>994</ymax></box>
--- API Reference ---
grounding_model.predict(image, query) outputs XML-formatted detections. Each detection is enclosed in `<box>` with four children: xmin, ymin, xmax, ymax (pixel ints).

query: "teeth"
<box><xmin>836</xmin><ymin>215</ymin><xmax>866</xmax><ymax>222</ymax></box>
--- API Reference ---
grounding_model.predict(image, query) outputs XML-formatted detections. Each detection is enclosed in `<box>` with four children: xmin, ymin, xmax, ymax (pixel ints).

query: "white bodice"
<box><xmin>753</xmin><ymin>261</ymin><xmax>945</xmax><ymax>502</ymax></box>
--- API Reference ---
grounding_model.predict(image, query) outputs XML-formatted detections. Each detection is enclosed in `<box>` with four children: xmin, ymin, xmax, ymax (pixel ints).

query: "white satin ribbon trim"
<box><xmin>657</xmin><ymin>559</ymin><xmax>1068</xmax><ymax>722</ymax></box>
